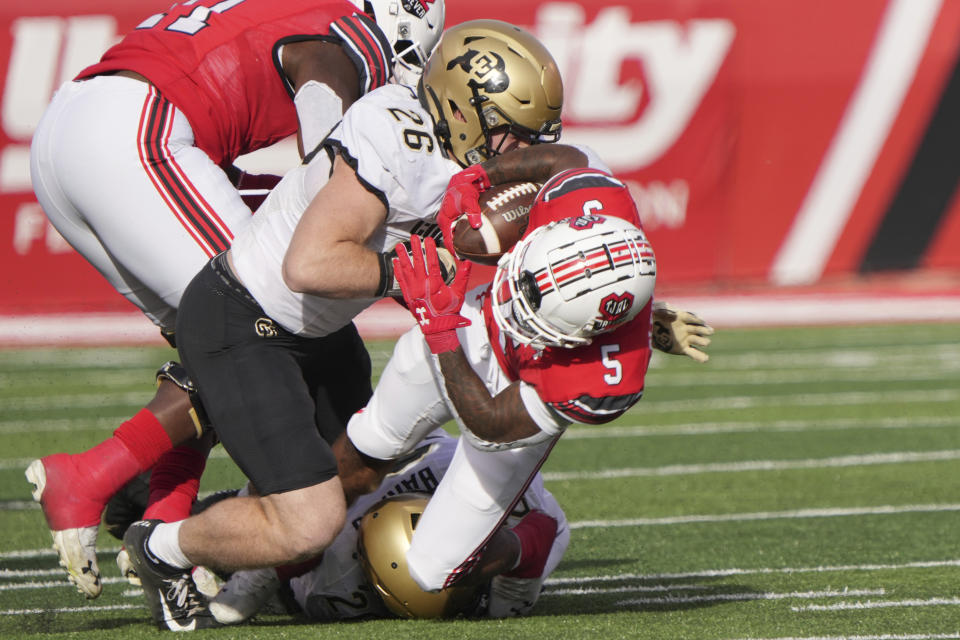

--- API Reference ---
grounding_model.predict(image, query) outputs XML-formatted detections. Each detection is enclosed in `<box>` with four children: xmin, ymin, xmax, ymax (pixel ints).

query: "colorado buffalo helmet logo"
<box><xmin>447</xmin><ymin>49</ymin><xmax>509</xmax><ymax>93</ymax></box>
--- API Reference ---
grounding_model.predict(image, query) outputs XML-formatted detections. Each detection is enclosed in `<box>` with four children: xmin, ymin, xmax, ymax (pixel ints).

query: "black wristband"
<box><xmin>375</xmin><ymin>250</ymin><xmax>395</xmax><ymax>298</ymax></box>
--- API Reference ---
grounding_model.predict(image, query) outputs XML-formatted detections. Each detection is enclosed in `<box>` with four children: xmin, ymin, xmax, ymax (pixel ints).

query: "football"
<box><xmin>451</xmin><ymin>181</ymin><xmax>540</xmax><ymax>265</ymax></box>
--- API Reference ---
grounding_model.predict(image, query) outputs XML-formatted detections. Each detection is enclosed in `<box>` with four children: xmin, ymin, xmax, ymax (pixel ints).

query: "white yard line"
<box><xmin>792</xmin><ymin>597</ymin><xmax>960</xmax><ymax>611</ymax></box>
<box><xmin>0</xmin><ymin>414</ymin><xmax>953</xmax><ymax>441</ymax></box>
<box><xmin>614</xmin><ymin>588</ymin><xmax>884</xmax><ymax>607</ymax></box>
<box><xmin>563</xmin><ymin>415</ymin><xmax>959</xmax><ymax>439</ymax></box>
<box><xmin>544</xmin><ymin>450</ymin><xmax>960</xmax><ymax>482</ymax></box>
<box><xmin>0</xmin><ymin>603</ymin><xmax>139</xmax><ymax>616</ymax></box>
<box><xmin>0</xmin><ymin>577</ymin><xmax>129</xmax><ymax>591</ymax></box>
<box><xmin>726</xmin><ymin>635</ymin><xmax>960</xmax><ymax>640</ymax></box>
<box><xmin>569</xmin><ymin>503</ymin><xmax>960</xmax><ymax>529</ymax></box>
<box><xmin>1</xmin><ymin>386</ymin><xmax>955</xmax><ymax>419</ymax></box>
<box><xmin>545</xmin><ymin>558</ymin><xmax>960</xmax><ymax>584</ymax></box>
<box><xmin>2</xmin><ymin>290</ymin><xmax>960</xmax><ymax>347</ymax></box>
<box><xmin>632</xmin><ymin>389</ymin><xmax>960</xmax><ymax>414</ymax></box>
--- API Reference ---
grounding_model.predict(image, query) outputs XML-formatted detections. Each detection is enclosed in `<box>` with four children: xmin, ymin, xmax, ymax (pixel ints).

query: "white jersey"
<box><xmin>288</xmin><ymin>429</ymin><xmax>568</xmax><ymax>621</ymax></box>
<box><xmin>230</xmin><ymin>83</ymin><xmax>461</xmax><ymax>337</ymax></box>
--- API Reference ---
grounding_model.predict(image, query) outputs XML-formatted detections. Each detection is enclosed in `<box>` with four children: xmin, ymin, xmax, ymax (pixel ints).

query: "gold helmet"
<box><xmin>418</xmin><ymin>19</ymin><xmax>563</xmax><ymax>167</ymax></box>
<box><xmin>358</xmin><ymin>493</ymin><xmax>479</xmax><ymax>618</ymax></box>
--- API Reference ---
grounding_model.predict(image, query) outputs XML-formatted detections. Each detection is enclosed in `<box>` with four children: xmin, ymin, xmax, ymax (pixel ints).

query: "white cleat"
<box><xmin>486</xmin><ymin>574</ymin><xmax>545</xmax><ymax>618</ymax></box>
<box><xmin>25</xmin><ymin>459</ymin><xmax>103</xmax><ymax>599</ymax></box>
<box><xmin>209</xmin><ymin>567</ymin><xmax>280</xmax><ymax>624</ymax></box>
<box><xmin>191</xmin><ymin>565</ymin><xmax>222</xmax><ymax>599</ymax></box>
<box><xmin>116</xmin><ymin>547</ymin><xmax>140</xmax><ymax>586</ymax></box>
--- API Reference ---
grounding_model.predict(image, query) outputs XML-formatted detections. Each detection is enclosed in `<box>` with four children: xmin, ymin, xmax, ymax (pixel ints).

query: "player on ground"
<box><xmin>193</xmin><ymin>429</ymin><xmax>569</xmax><ymax>623</ymax></box>
<box><xmin>26</xmin><ymin>0</ymin><xmax>444</xmax><ymax>600</ymax></box>
<box><xmin>341</xmin><ymin>167</ymin><xmax>687</xmax><ymax>599</ymax></box>
<box><xmin>118</xmin><ymin>20</ymin><xmax>601</xmax><ymax>631</ymax></box>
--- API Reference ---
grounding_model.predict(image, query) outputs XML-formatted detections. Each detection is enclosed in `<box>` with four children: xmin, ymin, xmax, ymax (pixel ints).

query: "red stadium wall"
<box><xmin>1</xmin><ymin>0</ymin><xmax>959</xmax><ymax>314</ymax></box>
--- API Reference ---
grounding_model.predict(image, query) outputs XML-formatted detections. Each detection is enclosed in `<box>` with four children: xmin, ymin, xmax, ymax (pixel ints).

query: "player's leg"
<box><xmin>123</xmin><ymin>257</ymin><xmax>347</xmax><ymax>628</ymax></box>
<box><xmin>485</xmin><ymin>477</ymin><xmax>571</xmax><ymax>617</ymax></box>
<box><xmin>304</xmin><ymin>323</ymin><xmax>378</xmax><ymax>503</ymax></box>
<box><xmin>341</xmin><ymin>327</ymin><xmax>453</xmax><ymax>496</ymax></box>
<box><xmin>26</xmin><ymin>76</ymin><xmax>253</xmax><ymax>598</ymax></box>
<box><xmin>404</xmin><ymin>434</ymin><xmax>561</xmax><ymax>592</ymax></box>
<box><xmin>171</xmin><ymin>256</ymin><xmax>352</xmax><ymax>567</ymax></box>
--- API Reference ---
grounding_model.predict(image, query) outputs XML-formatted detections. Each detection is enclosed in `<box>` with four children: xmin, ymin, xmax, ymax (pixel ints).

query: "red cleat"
<box><xmin>25</xmin><ymin>455</ymin><xmax>106</xmax><ymax>598</ymax></box>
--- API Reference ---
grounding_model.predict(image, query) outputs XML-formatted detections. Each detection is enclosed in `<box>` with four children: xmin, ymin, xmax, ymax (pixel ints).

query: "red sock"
<box><xmin>503</xmin><ymin>511</ymin><xmax>558</xmax><ymax>579</ymax></box>
<box><xmin>142</xmin><ymin>446</ymin><xmax>207</xmax><ymax>522</ymax></box>
<box><xmin>71</xmin><ymin>409</ymin><xmax>172</xmax><ymax>504</ymax></box>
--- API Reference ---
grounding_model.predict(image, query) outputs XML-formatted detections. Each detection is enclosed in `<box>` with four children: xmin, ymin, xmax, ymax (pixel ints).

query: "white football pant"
<box><xmin>30</xmin><ymin>76</ymin><xmax>256</xmax><ymax>329</ymax></box>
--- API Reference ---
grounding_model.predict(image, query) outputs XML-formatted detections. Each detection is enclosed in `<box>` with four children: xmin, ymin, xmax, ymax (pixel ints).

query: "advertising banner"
<box><xmin>1</xmin><ymin>0</ymin><xmax>958</xmax><ymax>314</ymax></box>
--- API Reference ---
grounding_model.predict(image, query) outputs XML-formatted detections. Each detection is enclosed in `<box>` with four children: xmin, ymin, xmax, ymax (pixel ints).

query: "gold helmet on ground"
<box><xmin>358</xmin><ymin>493</ymin><xmax>479</xmax><ymax>618</ymax></box>
<box><xmin>418</xmin><ymin>19</ymin><xmax>563</xmax><ymax>167</ymax></box>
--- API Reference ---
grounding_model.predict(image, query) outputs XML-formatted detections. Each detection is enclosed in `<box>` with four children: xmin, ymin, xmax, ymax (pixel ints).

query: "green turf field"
<box><xmin>1</xmin><ymin>323</ymin><xmax>958</xmax><ymax>639</ymax></box>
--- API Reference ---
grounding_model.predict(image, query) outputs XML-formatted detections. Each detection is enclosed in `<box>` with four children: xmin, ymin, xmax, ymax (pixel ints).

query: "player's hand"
<box><xmin>384</xmin><ymin>240</ymin><xmax>457</xmax><ymax>299</ymax></box>
<box><xmin>394</xmin><ymin>235</ymin><xmax>473</xmax><ymax>354</ymax></box>
<box><xmin>651</xmin><ymin>301</ymin><xmax>714</xmax><ymax>363</ymax></box>
<box><xmin>437</xmin><ymin>165</ymin><xmax>491</xmax><ymax>251</ymax></box>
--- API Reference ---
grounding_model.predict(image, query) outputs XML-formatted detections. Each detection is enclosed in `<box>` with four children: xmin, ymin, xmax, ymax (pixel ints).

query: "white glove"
<box><xmin>651</xmin><ymin>301</ymin><xmax>714</xmax><ymax>363</ymax></box>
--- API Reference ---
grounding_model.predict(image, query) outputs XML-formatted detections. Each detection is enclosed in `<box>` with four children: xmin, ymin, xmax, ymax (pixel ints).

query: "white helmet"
<box><xmin>492</xmin><ymin>215</ymin><xmax>656</xmax><ymax>349</ymax></box>
<box><xmin>362</xmin><ymin>0</ymin><xmax>445</xmax><ymax>87</ymax></box>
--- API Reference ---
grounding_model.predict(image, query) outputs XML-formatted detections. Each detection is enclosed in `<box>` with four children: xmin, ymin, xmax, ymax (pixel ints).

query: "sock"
<box><xmin>503</xmin><ymin>511</ymin><xmax>557</xmax><ymax>579</ymax></box>
<box><xmin>65</xmin><ymin>408</ymin><xmax>170</xmax><ymax>506</ymax></box>
<box><xmin>111</xmin><ymin>408</ymin><xmax>174</xmax><ymax>470</ymax></box>
<box><xmin>147</xmin><ymin>520</ymin><xmax>192</xmax><ymax>569</ymax></box>
<box><xmin>142</xmin><ymin>446</ymin><xmax>207</xmax><ymax>522</ymax></box>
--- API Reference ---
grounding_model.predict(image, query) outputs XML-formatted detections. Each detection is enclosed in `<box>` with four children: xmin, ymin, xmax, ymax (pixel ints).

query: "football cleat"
<box><xmin>123</xmin><ymin>520</ymin><xmax>220</xmax><ymax>631</ymax></box>
<box><xmin>116</xmin><ymin>547</ymin><xmax>140</xmax><ymax>586</ymax></box>
<box><xmin>486</xmin><ymin>574</ymin><xmax>545</xmax><ymax>618</ymax></box>
<box><xmin>486</xmin><ymin>510</ymin><xmax>559</xmax><ymax>618</ymax></box>
<box><xmin>209</xmin><ymin>567</ymin><xmax>280</xmax><ymax>624</ymax></box>
<box><xmin>191</xmin><ymin>565</ymin><xmax>223</xmax><ymax>599</ymax></box>
<box><xmin>25</xmin><ymin>457</ymin><xmax>104</xmax><ymax>599</ymax></box>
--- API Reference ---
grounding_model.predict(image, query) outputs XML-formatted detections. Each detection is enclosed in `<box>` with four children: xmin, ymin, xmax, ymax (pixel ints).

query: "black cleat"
<box><xmin>123</xmin><ymin>519</ymin><xmax>220</xmax><ymax>631</ymax></box>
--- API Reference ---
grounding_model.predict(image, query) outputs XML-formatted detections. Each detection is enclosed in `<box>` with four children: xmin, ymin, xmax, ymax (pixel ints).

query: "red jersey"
<box><xmin>482</xmin><ymin>291</ymin><xmax>652</xmax><ymax>425</ymax></box>
<box><xmin>481</xmin><ymin>167</ymin><xmax>653</xmax><ymax>425</ymax></box>
<box><xmin>78</xmin><ymin>0</ymin><xmax>392</xmax><ymax>166</ymax></box>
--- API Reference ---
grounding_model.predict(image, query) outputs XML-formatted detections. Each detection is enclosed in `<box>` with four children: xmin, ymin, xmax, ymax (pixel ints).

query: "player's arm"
<box><xmin>436</xmin><ymin>354</ymin><xmax>543</xmax><ymax>443</ymax></box>
<box><xmin>281</xmin><ymin>40</ymin><xmax>363</xmax><ymax>156</ymax></box>
<box><xmin>282</xmin><ymin>154</ymin><xmax>387</xmax><ymax>298</ymax></box>
<box><xmin>393</xmin><ymin>236</ymin><xmax>547</xmax><ymax>445</ymax></box>
<box><xmin>437</xmin><ymin>144</ymin><xmax>590</xmax><ymax>248</ymax></box>
<box><xmin>481</xmin><ymin>143</ymin><xmax>589</xmax><ymax>185</ymax></box>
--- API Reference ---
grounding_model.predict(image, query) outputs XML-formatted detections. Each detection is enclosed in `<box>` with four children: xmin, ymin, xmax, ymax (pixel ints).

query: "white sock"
<box><xmin>147</xmin><ymin>521</ymin><xmax>192</xmax><ymax>569</ymax></box>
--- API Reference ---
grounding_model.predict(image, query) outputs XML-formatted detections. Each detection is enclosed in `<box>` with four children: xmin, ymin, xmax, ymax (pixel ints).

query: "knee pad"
<box><xmin>155</xmin><ymin>361</ymin><xmax>210</xmax><ymax>439</ymax></box>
